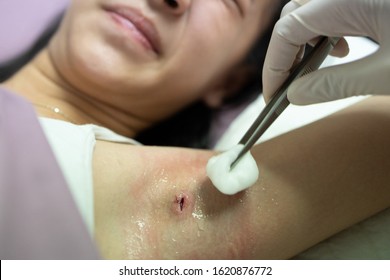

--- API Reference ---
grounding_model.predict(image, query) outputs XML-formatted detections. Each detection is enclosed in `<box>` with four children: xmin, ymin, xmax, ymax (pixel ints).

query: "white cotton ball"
<box><xmin>206</xmin><ymin>144</ymin><xmax>259</xmax><ymax>195</ymax></box>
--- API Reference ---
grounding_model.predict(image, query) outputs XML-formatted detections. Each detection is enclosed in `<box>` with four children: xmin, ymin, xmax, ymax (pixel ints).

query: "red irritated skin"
<box><xmin>93</xmin><ymin>97</ymin><xmax>390</xmax><ymax>259</ymax></box>
<box><xmin>172</xmin><ymin>191</ymin><xmax>195</xmax><ymax>216</ymax></box>
<box><xmin>6</xmin><ymin>0</ymin><xmax>390</xmax><ymax>261</ymax></box>
<box><xmin>93</xmin><ymin>142</ymin><xmax>257</xmax><ymax>260</ymax></box>
<box><xmin>4</xmin><ymin>0</ymin><xmax>277</xmax><ymax>259</ymax></box>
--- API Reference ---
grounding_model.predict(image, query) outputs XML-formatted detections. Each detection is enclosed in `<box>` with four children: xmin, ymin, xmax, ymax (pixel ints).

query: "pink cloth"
<box><xmin>0</xmin><ymin>0</ymin><xmax>69</xmax><ymax>63</ymax></box>
<box><xmin>0</xmin><ymin>88</ymin><xmax>99</xmax><ymax>259</ymax></box>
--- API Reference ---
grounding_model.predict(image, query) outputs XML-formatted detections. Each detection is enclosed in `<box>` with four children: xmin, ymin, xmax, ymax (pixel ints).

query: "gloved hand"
<box><xmin>262</xmin><ymin>0</ymin><xmax>390</xmax><ymax>105</ymax></box>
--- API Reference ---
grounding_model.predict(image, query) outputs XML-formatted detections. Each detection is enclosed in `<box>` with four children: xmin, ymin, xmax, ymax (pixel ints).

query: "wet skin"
<box><xmin>3</xmin><ymin>0</ymin><xmax>390</xmax><ymax>260</ymax></box>
<box><xmin>93</xmin><ymin>96</ymin><xmax>390</xmax><ymax>259</ymax></box>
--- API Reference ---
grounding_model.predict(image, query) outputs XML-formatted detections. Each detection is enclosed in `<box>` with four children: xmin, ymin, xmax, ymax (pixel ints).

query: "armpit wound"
<box><xmin>171</xmin><ymin>191</ymin><xmax>195</xmax><ymax>216</ymax></box>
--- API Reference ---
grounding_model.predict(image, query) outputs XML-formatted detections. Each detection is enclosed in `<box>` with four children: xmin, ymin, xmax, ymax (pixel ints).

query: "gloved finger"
<box><xmin>281</xmin><ymin>1</ymin><xmax>302</xmax><ymax>17</ymax></box>
<box><xmin>301</xmin><ymin>32</ymin><xmax>348</xmax><ymax>58</ymax></box>
<box><xmin>330</xmin><ymin>39</ymin><xmax>349</xmax><ymax>57</ymax></box>
<box><xmin>287</xmin><ymin>52</ymin><xmax>388</xmax><ymax>105</ymax></box>
<box><xmin>262</xmin><ymin>1</ymin><xmax>307</xmax><ymax>102</ymax></box>
<box><xmin>291</xmin><ymin>0</ymin><xmax>382</xmax><ymax>42</ymax></box>
<box><xmin>262</xmin><ymin>28</ymin><xmax>304</xmax><ymax>102</ymax></box>
<box><xmin>292</xmin><ymin>0</ymin><xmax>311</xmax><ymax>5</ymax></box>
<box><xmin>263</xmin><ymin>0</ymin><xmax>382</xmax><ymax>101</ymax></box>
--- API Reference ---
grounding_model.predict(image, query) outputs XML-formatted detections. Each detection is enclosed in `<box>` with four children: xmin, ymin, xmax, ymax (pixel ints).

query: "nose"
<box><xmin>165</xmin><ymin>0</ymin><xmax>179</xmax><ymax>8</ymax></box>
<box><xmin>164</xmin><ymin>0</ymin><xmax>190</xmax><ymax>15</ymax></box>
<box><xmin>149</xmin><ymin>0</ymin><xmax>190</xmax><ymax>16</ymax></box>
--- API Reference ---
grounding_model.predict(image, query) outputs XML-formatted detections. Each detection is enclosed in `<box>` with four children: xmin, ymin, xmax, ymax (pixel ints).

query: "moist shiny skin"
<box><xmin>93</xmin><ymin>142</ymin><xmax>257</xmax><ymax>259</ymax></box>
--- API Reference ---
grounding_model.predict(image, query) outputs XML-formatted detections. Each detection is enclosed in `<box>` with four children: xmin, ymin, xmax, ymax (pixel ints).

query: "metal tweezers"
<box><xmin>230</xmin><ymin>37</ymin><xmax>340</xmax><ymax>169</ymax></box>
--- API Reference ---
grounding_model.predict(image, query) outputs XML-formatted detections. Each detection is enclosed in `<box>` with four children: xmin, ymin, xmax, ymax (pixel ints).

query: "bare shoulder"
<box><xmin>92</xmin><ymin>142</ymin><xmax>215</xmax><ymax>222</ymax></box>
<box><xmin>92</xmin><ymin>142</ymin><xmax>213</xmax><ymax>192</ymax></box>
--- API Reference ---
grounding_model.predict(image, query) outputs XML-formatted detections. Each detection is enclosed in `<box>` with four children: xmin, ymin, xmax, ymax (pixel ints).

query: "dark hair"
<box><xmin>135</xmin><ymin>25</ymin><xmax>274</xmax><ymax>149</ymax></box>
<box><xmin>0</xmin><ymin>1</ymin><xmax>288</xmax><ymax>148</ymax></box>
<box><xmin>136</xmin><ymin>2</ymin><xmax>287</xmax><ymax>148</ymax></box>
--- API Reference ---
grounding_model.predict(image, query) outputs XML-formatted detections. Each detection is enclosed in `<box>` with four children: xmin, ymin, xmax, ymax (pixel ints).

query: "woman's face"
<box><xmin>50</xmin><ymin>0</ymin><xmax>276</xmax><ymax>121</ymax></box>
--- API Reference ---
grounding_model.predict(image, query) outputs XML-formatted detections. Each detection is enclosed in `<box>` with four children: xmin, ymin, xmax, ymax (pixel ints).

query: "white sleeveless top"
<box><xmin>38</xmin><ymin>118</ymin><xmax>140</xmax><ymax>236</ymax></box>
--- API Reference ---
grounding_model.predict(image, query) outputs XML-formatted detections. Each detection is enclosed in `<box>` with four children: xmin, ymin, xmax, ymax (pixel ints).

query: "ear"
<box><xmin>202</xmin><ymin>87</ymin><xmax>226</xmax><ymax>108</ymax></box>
<box><xmin>202</xmin><ymin>64</ymin><xmax>255</xmax><ymax>108</ymax></box>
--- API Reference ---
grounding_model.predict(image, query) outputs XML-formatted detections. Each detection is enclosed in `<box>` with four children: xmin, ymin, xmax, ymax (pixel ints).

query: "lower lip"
<box><xmin>107</xmin><ymin>11</ymin><xmax>155</xmax><ymax>54</ymax></box>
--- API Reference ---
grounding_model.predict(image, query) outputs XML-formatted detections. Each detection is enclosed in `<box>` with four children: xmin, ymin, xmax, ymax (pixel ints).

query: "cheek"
<box><xmin>156</xmin><ymin>37</ymin><xmax>230</xmax><ymax>103</ymax></box>
<box><xmin>51</xmin><ymin>9</ymin><xmax>113</xmax><ymax>83</ymax></box>
<box><xmin>158</xmin><ymin>8</ymin><xmax>241</xmax><ymax>93</ymax></box>
<box><xmin>53</xmin><ymin>6</ymin><xmax>157</xmax><ymax>92</ymax></box>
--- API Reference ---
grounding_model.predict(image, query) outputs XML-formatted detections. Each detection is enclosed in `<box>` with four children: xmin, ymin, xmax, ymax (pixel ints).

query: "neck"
<box><xmin>2</xmin><ymin>49</ymin><xmax>150</xmax><ymax>138</ymax></box>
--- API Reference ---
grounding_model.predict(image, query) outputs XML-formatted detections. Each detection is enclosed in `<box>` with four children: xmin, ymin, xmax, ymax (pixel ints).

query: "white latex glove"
<box><xmin>263</xmin><ymin>0</ymin><xmax>390</xmax><ymax>105</ymax></box>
